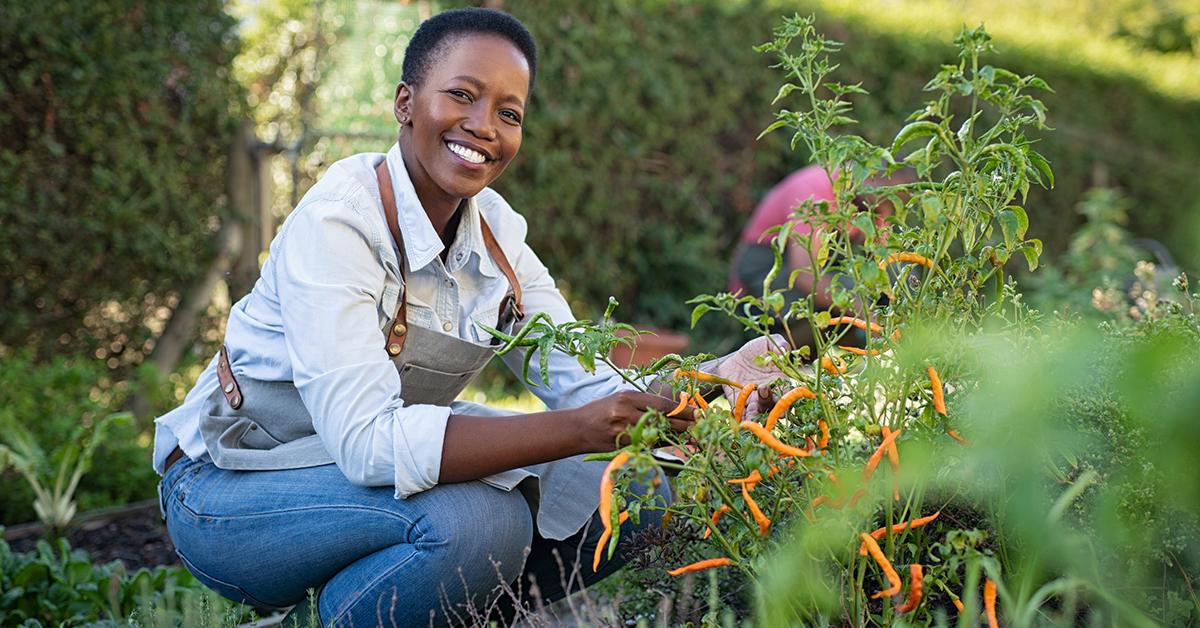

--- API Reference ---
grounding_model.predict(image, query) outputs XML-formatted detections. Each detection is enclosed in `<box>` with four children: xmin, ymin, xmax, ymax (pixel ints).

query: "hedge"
<box><xmin>0</xmin><ymin>1</ymin><xmax>242</xmax><ymax>359</ymax></box>
<box><xmin>490</xmin><ymin>0</ymin><xmax>1200</xmax><ymax>338</ymax></box>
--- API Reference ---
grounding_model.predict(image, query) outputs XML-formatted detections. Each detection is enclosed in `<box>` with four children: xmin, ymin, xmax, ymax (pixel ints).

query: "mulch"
<box><xmin>4</xmin><ymin>500</ymin><xmax>180</xmax><ymax>572</ymax></box>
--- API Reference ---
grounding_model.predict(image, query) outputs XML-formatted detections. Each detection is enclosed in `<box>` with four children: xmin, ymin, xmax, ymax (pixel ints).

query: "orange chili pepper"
<box><xmin>742</xmin><ymin>485</ymin><xmax>771</xmax><ymax>536</ymax></box>
<box><xmin>702</xmin><ymin>504</ymin><xmax>732</xmax><ymax>540</ymax></box>
<box><xmin>674</xmin><ymin>368</ymin><xmax>743</xmax><ymax>389</ymax></box>
<box><xmin>598</xmin><ymin>452</ymin><xmax>630</xmax><ymax>530</ymax></box>
<box><xmin>592</xmin><ymin>510</ymin><xmax>630</xmax><ymax>571</ymax></box>
<box><xmin>764</xmin><ymin>386</ymin><xmax>817</xmax><ymax>431</ymax></box>
<box><xmin>667</xmin><ymin>392</ymin><xmax>691</xmax><ymax>417</ymax></box>
<box><xmin>879</xmin><ymin>252</ymin><xmax>935</xmax><ymax>270</ymax></box>
<box><xmin>740</xmin><ymin>421</ymin><xmax>811</xmax><ymax>457</ymax></box>
<box><xmin>817</xmin><ymin>419</ymin><xmax>831</xmax><ymax>449</ymax></box>
<box><xmin>838</xmin><ymin>345</ymin><xmax>882</xmax><ymax>356</ymax></box>
<box><xmin>953</xmin><ymin>598</ymin><xmax>965</xmax><ymax>613</ymax></box>
<box><xmin>881</xmin><ymin>425</ymin><xmax>901</xmax><ymax>501</ymax></box>
<box><xmin>727</xmin><ymin>469</ymin><xmax>763</xmax><ymax>492</ymax></box>
<box><xmin>733</xmin><ymin>382</ymin><xmax>757</xmax><ymax>424</ymax></box>
<box><xmin>667</xmin><ymin>557</ymin><xmax>733</xmax><ymax>576</ymax></box>
<box><xmin>895</xmin><ymin>564</ymin><xmax>924</xmax><ymax>613</ymax></box>
<box><xmin>947</xmin><ymin>429</ymin><xmax>971</xmax><ymax>446</ymax></box>
<box><xmin>984</xmin><ymin>579</ymin><xmax>999</xmax><ymax>627</ymax></box>
<box><xmin>820</xmin><ymin>354</ymin><xmax>847</xmax><ymax>375</ymax></box>
<box><xmin>859</xmin><ymin>533</ymin><xmax>903</xmax><ymax>599</ymax></box>
<box><xmin>693</xmin><ymin>389</ymin><xmax>709</xmax><ymax>410</ymax></box>
<box><xmin>863</xmin><ymin>428</ymin><xmax>902</xmax><ymax>481</ymax></box>
<box><xmin>927</xmin><ymin>365</ymin><xmax>947</xmax><ymax>415</ymax></box>
<box><xmin>858</xmin><ymin>511</ymin><xmax>941</xmax><ymax>556</ymax></box>
<box><xmin>826</xmin><ymin>315</ymin><xmax>902</xmax><ymax>341</ymax></box>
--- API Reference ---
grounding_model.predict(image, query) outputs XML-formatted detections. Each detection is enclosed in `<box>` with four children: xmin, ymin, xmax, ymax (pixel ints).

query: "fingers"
<box><xmin>668</xmin><ymin>418</ymin><xmax>695</xmax><ymax>432</ymax></box>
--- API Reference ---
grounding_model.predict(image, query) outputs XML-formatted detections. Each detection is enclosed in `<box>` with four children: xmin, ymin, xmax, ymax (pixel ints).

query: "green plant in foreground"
<box><xmin>0</xmin><ymin>533</ymin><xmax>256</xmax><ymax>627</ymax></box>
<box><xmin>0</xmin><ymin>410</ymin><xmax>127</xmax><ymax>535</ymax></box>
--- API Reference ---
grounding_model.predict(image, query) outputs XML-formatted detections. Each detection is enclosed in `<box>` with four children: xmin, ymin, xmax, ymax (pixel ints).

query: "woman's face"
<box><xmin>395</xmin><ymin>33</ymin><xmax>529</xmax><ymax>209</ymax></box>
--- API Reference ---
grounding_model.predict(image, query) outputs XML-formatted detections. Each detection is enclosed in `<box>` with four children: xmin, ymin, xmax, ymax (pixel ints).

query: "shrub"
<box><xmin>0</xmin><ymin>1</ymin><xmax>243</xmax><ymax>361</ymax></box>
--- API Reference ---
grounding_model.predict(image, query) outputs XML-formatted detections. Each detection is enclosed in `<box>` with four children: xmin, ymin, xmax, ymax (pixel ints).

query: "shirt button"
<box><xmin>443</xmin><ymin>322</ymin><xmax>453</xmax><ymax>332</ymax></box>
<box><xmin>455</xmin><ymin>252</ymin><xmax>463</xmax><ymax>261</ymax></box>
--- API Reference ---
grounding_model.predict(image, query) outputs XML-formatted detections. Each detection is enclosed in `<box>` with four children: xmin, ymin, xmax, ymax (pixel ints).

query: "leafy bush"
<box><xmin>0</xmin><ymin>352</ymin><xmax>158</xmax><ymax>526</ymax></box>
<box><xmin>0</xmin><ymin>534</ymin><xmax>254</xmax><ymax>627</ymax></box>
<box><xmin>0</xmin><ymin>0</ymin><xmax>242</xmax><ymax>361</ymax></box>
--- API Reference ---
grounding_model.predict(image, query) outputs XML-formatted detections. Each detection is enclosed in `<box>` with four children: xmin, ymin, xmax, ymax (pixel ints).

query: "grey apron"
<box><xmin>197</xmin><ymin>159</ymin><xmax>606</xmax><ymax>540</ymax></box>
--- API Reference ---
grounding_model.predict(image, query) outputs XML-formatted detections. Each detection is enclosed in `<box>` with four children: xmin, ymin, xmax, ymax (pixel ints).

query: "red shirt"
<box><xmin>738</xmin><ymin>165</ymin><xmax>834</xmax><ymax>246</ymax></box>
<box><xmin>729</xmin><ymin>165</ymin><xmax>834</xmax><ymax>294</ymax></box>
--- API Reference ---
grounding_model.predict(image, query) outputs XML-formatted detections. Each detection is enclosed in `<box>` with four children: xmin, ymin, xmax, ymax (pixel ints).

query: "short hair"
<box><xmin>402</xmin><ymin>8</ymin><xmax>538</xmax><ymax>94</ymax></box>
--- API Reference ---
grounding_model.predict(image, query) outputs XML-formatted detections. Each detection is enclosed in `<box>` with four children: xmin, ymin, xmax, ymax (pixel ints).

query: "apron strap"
<box><xmin>374</xmin><ymin>159</ymin><xmax>524</xmax><ymax>356</ymax></box>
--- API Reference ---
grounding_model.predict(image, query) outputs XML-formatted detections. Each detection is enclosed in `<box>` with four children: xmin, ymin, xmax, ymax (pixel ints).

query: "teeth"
<box><xmin>447</xmin><ymin>142</ymin><xmax>486</xmax><ymax>164</ymax></box>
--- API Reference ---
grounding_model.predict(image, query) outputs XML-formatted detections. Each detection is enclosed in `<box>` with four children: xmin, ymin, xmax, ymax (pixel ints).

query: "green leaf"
<box><xmin>998</xmin><ymin>209</ymin><xmax>1021</xmax><ymax>248</ymax></box>
<box><xmin>771</xmin><ymin>82</ymin><xmax>800</xmax><ymax>104</ymax></box>
<box><xmin>756</xmin><ymin>118</ymin><xmax>788</xmax><ymax>141</ymax></box>
<box><xmin>690</xmin><ymin>304</ymin><xmax>712</xmax><ymax>329</ymax></box>
<box><xmin>1021</xmin><ymin>239</ymin><xmax>1043</xmax><ymax>272</ymax></box>
<box><xmin>890</xmin><ymin>121</ymin><xmax>941</xmax><ymax>156</ymax></box>
<box><xmin>1027</xmin><ymin>150</ymin><xmax>1054</xmax><ymax>188</ymax></box>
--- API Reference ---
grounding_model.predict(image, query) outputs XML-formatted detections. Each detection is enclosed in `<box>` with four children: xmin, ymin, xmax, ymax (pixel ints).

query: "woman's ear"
<box><xmin>394</xmin><ymin>82</ymin><xmax>413</xmax><ymax>126</ymax></box>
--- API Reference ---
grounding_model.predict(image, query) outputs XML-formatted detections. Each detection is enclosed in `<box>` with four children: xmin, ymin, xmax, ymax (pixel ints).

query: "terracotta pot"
<box><xmin>609</xmin><ymin>326</ymin><xmax>690</xmax><ymax>369</ymax></box>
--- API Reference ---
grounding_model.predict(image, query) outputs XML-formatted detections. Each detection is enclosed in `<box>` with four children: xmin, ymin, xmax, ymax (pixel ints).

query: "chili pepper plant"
<box><xmin>486</xmin><ymin>16</ymin><xmax>1191</xmax><ymax>626</ymax></box>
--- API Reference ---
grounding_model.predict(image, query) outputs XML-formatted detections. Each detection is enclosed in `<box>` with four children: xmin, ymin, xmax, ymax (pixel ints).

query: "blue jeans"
<box><xmin>160</xmin><ymin>457</ymin><xmax>669</xmax><ymax>627</ymax></box>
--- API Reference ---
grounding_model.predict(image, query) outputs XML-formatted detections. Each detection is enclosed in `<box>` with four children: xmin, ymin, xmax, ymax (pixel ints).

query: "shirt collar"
<box><xmin>383</xmin><ymin>143</ymin><xmax>501</xmax><ymax>278</ymax></box>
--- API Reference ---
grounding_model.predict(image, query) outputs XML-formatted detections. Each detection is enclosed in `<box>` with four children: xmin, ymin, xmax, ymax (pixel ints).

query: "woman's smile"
<box><xmin>445</xmin><ymin>140</ymin><xmax>491</xmax><ymax>166</ymax></box>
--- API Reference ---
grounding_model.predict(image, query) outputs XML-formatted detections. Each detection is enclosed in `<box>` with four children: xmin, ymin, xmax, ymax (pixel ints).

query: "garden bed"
<box><xmin>3</xmin><ymin>499</ymin><xmax>178</xmax><ymax>571</ymax></box>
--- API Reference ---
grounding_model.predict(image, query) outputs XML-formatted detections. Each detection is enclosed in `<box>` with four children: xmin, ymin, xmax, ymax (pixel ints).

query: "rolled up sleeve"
<box><xmin>481</xmin><ymin>200</ymin><xmax>632</xmax><ymax>409</ymax></box>
<box><xmin>273</xmin><ymin>193</ymin><xmax>448</xmax><ymax>497</ymax></box>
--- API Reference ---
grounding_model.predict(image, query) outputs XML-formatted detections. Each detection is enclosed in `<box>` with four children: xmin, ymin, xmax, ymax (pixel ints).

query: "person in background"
<box><xmin>153</xmin><ymin>8</ymin><xmax>787</xmax><ymax>627</ymax></box>
<box><xmin>729</xmin><ymin>164</ymin><xmax>910</xmax><ymax>350</ymax></box>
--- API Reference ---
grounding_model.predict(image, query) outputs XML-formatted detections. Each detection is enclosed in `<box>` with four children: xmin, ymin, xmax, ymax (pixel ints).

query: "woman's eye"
<box><xmin>501</xmin><ymin>110</ymin><xmax>522</xmax><ymax>124</ymax></box>
<box><xmin>448</xmin><ymin>89</ymin><xmax>472</xmax><ymax>102</ymax></box>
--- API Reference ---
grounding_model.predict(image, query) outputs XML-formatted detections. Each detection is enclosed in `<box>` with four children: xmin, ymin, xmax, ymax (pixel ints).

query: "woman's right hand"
<box><xmin>577</xmin><ymin>390</ymin><xmax>695</xmax><ymax>453</ymax></box>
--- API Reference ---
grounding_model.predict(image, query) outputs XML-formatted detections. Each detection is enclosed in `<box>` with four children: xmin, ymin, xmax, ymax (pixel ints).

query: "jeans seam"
<box><xmin>326</xmin><ymin>541</ymin><xmax>430</xmax><ymax>626</ymax></box>
<box><xmin>171</xmin><ymin>501</ymin><xmax>419</xmax><ymax>529</ymax></box>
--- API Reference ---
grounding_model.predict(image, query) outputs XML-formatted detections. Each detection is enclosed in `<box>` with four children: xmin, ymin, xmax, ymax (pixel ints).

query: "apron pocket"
<box><xmin>398</xmin><ymin>362</ymin><xmax>478</xmax><ymax>407</ymax></box>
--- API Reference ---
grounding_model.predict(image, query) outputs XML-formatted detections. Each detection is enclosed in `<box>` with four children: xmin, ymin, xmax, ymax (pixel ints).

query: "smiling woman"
<box><xmin>149</xmin><ymin>7</ymin><xmax>785</xmax><ymax>628</ymax></box>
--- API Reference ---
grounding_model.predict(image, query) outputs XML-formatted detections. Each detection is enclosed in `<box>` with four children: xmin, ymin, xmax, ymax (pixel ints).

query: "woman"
<box><xmin>155</xmin><ymin>8</ymin><xmax>782</xmax><ymax>626</ymax></box>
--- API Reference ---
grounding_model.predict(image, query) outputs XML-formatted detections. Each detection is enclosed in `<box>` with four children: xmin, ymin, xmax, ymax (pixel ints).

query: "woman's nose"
<box><xmin>462</xmin><ymin>105</ymin><xmax>497</xmax><ymax>141</ymax></box>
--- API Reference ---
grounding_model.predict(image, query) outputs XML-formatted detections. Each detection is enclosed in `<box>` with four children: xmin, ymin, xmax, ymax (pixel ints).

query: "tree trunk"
<box><xmin>125</xmin><ymin>121</ymin><xmax>256</xmax><ymax>419</ymax></box>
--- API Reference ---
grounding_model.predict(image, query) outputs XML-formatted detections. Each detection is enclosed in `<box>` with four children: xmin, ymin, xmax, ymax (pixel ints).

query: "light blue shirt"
<box><xmin>153</xmin><ymin>143</ymin><xmax>630</xmax><ymax>497</ymax></box>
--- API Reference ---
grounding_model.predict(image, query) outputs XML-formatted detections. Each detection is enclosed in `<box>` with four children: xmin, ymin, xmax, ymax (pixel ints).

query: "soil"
<box><xmin>5</xmin><ymin>500</ymin><xmax>180</xmax><ymax>572</ymax></box>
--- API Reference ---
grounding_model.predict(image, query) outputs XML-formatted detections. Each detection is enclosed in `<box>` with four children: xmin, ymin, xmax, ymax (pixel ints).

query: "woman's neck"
<box><xmin>398</xmin><ymin>136</ymin><xmax>463</xmax><ymax>245</ymax></box>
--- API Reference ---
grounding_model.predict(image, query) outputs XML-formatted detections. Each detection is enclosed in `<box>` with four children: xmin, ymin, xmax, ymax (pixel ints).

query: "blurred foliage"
<box><xmin>0</xmin><ymin>353</ymin><xmax>158</xmax><ymax>526</ymax></box>
<box><xmin>874</xmin><ymin>0</ymin><xmax>1200</xmax><ymax>59</ymax></box>
<box><xmin>0</xmin><ymin>534</ymin><xmax>255</xmax><ymax>626</ymax></box>
<box><xmin>0</xmin><ymin>1</ymin><xmax>243</xmax><ymax>363</ymax></box>
<box><xmin>1028</xmin><ymin>187</ymin><xmax>1186</xmax><ymax>319</ymax></box>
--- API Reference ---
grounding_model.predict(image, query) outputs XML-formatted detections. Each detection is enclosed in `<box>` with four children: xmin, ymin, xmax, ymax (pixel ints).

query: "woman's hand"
<box><xmin>714</xmin><ymin>334</ymin><xmax>791</xmax><ymax>417</ymax></box>
<box><xmin>578</xmin><ymin>390</ymin><xmax>695</xmax><ymax>452</ymax></box>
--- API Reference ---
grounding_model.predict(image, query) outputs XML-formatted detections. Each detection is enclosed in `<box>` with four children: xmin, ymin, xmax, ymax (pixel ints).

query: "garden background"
<box><xmin>2</xmin><ymin>0</ymin><xmax>1199</xmax><ymax>625</ymax></box>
